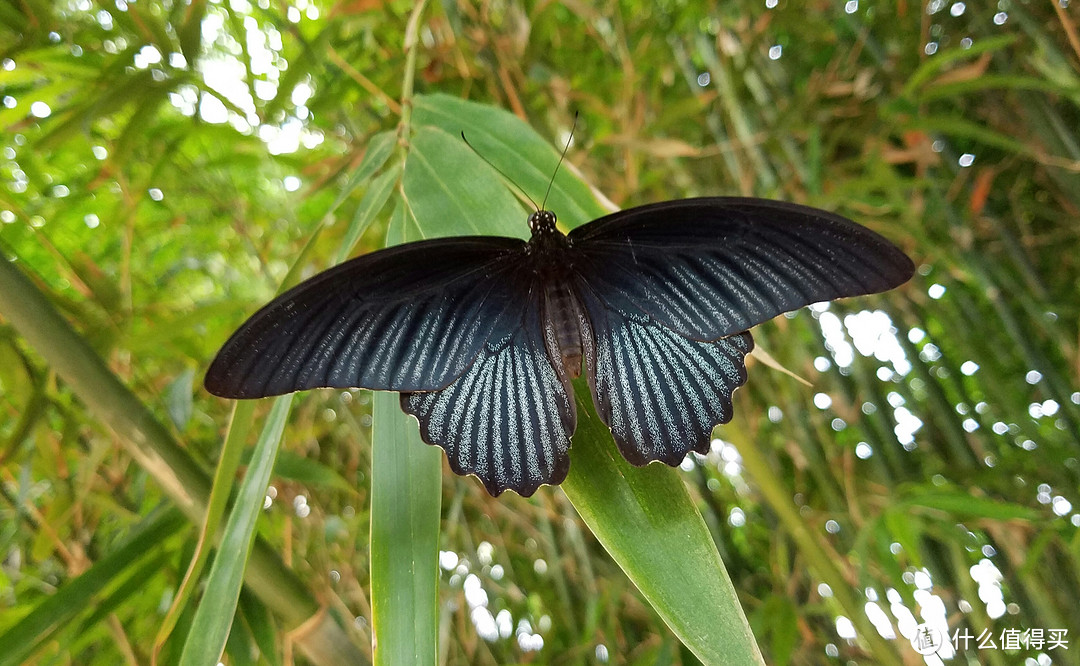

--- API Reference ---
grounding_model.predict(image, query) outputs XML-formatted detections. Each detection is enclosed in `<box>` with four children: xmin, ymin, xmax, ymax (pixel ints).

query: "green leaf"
<box><xmin>402</xmin><ymin>125</ymin><xmax>527</xmax><ymax>238</ymax></box>
<box><xmin>277</xmin><ymin>218</ymin><xmax>328</xmax><ymax>293</ymax></box>
<box><xmin>334</xmin><ymin>161</ymin><xmax>401</xmax><ymax>264</ymax></box>
<box><xmin>897</xmin><ymin>490</ymin><xmax>1042</xmax><ymax>521</ymax></box>
<box><xmin>75</xmin><ymin>552</ymin><xmax>173</xmax><ymax>635</ymax></box>
<box><xmin>326</xmin><ymin>130</ymin><xmax>398</xmax><ymax>224</ymax></box>
<box><xmin>902</xmin><ymin>34</ymin><xmax>1018</xmax><ymax>95</ymax></box>
<box><xmin>369</xmin><ymin>391</ymin><xmax>441</xmax><ymax>666</ymax></box>
<box><xmin>413</xmin><ymin>93</ymin><xmax>611</xmax><ymax>228</ymax></box>
<box><xmin>917</xmin><ymin>75</ymin><xmax>1080</xmax><ymax>103</ymax></box>
<box><xmin>176</xmin><ymin>0</ymin><xmax>207</xmax><ymax>64</ymax></box>
<box><xmin>901</xmin><ymin>114</ymin><xmax>1030</xmax><ymax>155</ymax></box>
<box><xmin>752</xmin><ymin>595</ymin><xmax>798</xmax><ymax>666</ymax></box>
<box><xmin>224</xmin><ymin>612</ymin><xmax>259</xmax><ymax>666</ymax></box>
<box><xmin>237</xmin><ymin>590</ymin><xmax>280</xmax><ymax>666</ymax></box>
<box><xmin>563</xmin><ymin>382</ymin><xmax>763</xmax><ymax>665</ymax></box>
<box><xmin>882</xmin><ymin>508</ymin><xmax>924</xmax><ymax>569</ymax></box>
<box><xmin>179</xmin><ymin>395</ymin><xmax>294</xmax><ymax>666</ymax></box>
<box><xmin>272</xmin><ymin>449</ymin><xmax>358</xmax><ymax>494</ymax></box>
<box><xmin>349</xmin><ymin>131</ymin><xmax>399</xmax><ymax>195</ymax></box>
<box><xmin>155</xmin><ymin>401</ymin><xmax>256</xmax><ymax>658</ymax></box>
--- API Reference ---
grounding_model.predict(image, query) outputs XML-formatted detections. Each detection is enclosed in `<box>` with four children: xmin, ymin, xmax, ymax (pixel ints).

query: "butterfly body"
<box><xmin>527</xmin><ymin>211</ymin><xmax>588</xmax><ymax>380</ymax></box>
<box><xmin>206</xmin><ymin>197</ymin><xmax>914</xmax><ymax>496</ymax></box>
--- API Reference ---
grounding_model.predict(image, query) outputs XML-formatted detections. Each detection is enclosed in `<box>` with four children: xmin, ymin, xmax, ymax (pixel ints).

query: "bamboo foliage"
<box><xmin>1</xmin><ymin>0</ymin><xmax>1078</xmax><ymax>664</ymax></box>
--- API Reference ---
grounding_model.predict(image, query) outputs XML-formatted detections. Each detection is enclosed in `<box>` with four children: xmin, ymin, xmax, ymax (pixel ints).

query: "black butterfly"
<box><xmin>205</xmin><ymin>197</ymin><xmax>913</xmax><ymax>496</ymax></box>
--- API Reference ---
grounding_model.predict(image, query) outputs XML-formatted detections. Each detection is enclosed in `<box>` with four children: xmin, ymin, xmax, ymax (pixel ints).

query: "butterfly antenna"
<box><xmin>460</xmin><ymin>131</ymin><xmax>540</xmax><ymax>212</ymax></box>
<box><xmin>541</xmin><ymin>111</ymin><xmax>578</xmax><ymax>213</ymax></box>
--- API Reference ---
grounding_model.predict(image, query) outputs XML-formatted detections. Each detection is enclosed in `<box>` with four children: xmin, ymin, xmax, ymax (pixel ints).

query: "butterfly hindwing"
<box><xmin>204</xmin><ymin>237</ymin><xmax>526</xmax><ymax>398</ymax></box>
<box><xmin>568</xmin><ymin>197</ymin><xmax>914</xmax><ymax>341</ymax></box>
<box><xmin>401</xmin><ymin>278</ymin><xmax>576</xmax><ymax>497</ymax></box>
<box><xmin>577</xmin><ymin>282</ymin><xmax>753</xmax><ymax>467</ymax></box>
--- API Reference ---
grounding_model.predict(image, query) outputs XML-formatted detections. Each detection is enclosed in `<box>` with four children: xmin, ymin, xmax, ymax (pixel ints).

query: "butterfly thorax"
<box><xmin>525</xmin><ymin>209</ymin><xmax>572</xmax><ymax>257</ymax></box>
<box><xmin>526</xmin><ymin>210</ymin><xmax>586</xmax><ymax>380</ymax></box>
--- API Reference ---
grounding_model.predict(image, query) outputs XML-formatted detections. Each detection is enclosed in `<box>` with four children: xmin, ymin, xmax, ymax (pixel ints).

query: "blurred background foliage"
<box><xmin>2</xmin><ymin>0</ymin><xmax>1080</xmax><ymax>664</ymax></box>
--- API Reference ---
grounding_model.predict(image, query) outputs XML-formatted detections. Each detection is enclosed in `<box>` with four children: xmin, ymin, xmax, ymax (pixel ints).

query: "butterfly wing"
<box><xmin>576</xmin><ymin>280</ymin><xmax>753</xmax><ymax>466</ymax></box>
<box><xmin>568</xmin><ymin>197</ymin><xmax>914</xmax><ymax>341</ymax></box>
<box><xmin>401</xmin><ymin>271</ymin><xmax>576</xmax><ymax>497</ymax></box>
<box><xmin>205</xmin><ymin>237</ymin><xmax>527</xmax><ymax>398</ymax></box>
<box><xmin>569</xmin><ymin>197</ymin><xmax>912</xmax><ymax>466</ymax></box>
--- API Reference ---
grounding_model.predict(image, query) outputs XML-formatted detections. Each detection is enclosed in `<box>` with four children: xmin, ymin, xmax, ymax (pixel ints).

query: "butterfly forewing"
<box><xmin>401</xmin><ymin>271</ymin><xmax>576</xmax><ymax>497</ymax></box>
<box><xmin>205</xmin><ymin>237</ymin><xmax>525</xmax><ymax>398</ymax></box>
<box><xmin>568</xmin><ymin>197</ymin><xmax>915</xmax><ymax>341</ymax></box>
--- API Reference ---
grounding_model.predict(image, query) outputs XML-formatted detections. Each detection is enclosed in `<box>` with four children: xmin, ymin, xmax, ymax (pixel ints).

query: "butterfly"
<box><xmin>205</xmin><ymin>197</ymin><xmax>913</xmax><ymax>497</ymax></box>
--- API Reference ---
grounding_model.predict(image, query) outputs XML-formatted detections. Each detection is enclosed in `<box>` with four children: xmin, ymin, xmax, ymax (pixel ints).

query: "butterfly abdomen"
<box><xmin>541</xmin><ymin>279</ymin><xmax>586</xmax><ymax>379</ymax></box>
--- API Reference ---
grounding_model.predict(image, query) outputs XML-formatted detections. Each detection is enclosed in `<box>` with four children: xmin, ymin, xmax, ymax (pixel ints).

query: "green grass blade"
<box><xmin>897</xmin><ymin>490</ymin><xmax>1043</xmax><ymax>521</ymax></box>
<box><xmin>272</xmin><ymin>449</ymin><xmax>360</xmax><ymax>494</ymax></box>
<box><xmin>179</xmin><ymin>395</ymin><xmax>294</xmax><ymax>666</ymax></box>
<box><xmin>917</xmin><ymin>74</ymin><xmax>1080</xmax><ymax>102</ymax></box>
<box><xmin>326</xmin><ymin>129</ymin><xmax>398</xmax><ymax>223</ymax></box>
<box><xmin>902</xmin><ymin>34</ymin><xmax>1018</xmax><ymax>95</ymax></box>
<box><xmin>901</xmin><ymin>114</ymin><xmax>1030</xmax><ymax>155</ymax></box>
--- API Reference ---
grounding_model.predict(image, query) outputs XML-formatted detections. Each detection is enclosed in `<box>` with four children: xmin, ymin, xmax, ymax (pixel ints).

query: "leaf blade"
<box><xmin>562</xmin><ymin>381</ymin><xmax>764</xmax><ymax>665</ymax></box>
<box><xmin>179</xmin><ymin>395</ymin><xmax>294</xmax><ymax>666</ymax></box>
<box><xmin>369</xmin><ymin>391</ymin><xmax>442</xmax><ymax>665</ymax></box>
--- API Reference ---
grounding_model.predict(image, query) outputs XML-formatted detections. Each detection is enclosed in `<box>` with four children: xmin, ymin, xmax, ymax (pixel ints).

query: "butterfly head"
<box><xmin>528</xmin><ymin>209</ymin><xmax>558</xmax><ymax>236</ymax></box>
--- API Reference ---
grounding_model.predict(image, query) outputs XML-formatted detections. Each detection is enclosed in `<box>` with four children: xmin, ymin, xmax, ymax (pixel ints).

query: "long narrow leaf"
<box><xmin>413</xmin><ymin>93</ymin><xmax>610</xmax><ymax>227</ymax></box>
<box><xmin>153</xmin><ymin>400</ymin><xmax>256</xmax><ymax>661</ymax></box>
<box><xmin>335</xmin><ymin>162</ymin><xmax>401</xmax><ymax>264</ymax></box>
<box><xmin>179</xmin><ymin>395</ymin><xmax>294</xmax><ymax>666</ymax></box>
<box><xmin>562</xmin><ymin>382</ymin><xmax>764</xmax><ymax>665</ymax></box>
<box><xmin>369</xmin><ymin>392</ymin><xmax>442</xmax><ymax>665</ymax></box>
